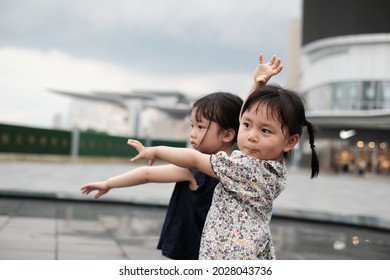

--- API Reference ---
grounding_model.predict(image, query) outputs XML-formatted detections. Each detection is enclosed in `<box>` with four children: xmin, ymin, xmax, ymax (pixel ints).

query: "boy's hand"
<box><xmin>127</xmin><ymin>139</ymin><xmax>156</xmax><ymax>166</ymax></box>
<box><xmin>254</xmin><ymin>53</ymin><xmax>283</xmax><ymax>85</ymax></box>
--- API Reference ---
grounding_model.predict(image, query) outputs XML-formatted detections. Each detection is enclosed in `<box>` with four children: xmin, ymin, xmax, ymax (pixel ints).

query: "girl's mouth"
<box><xmin>190</xmin><ymin>142</ymin><xmax>198</xmax><ymax>149</ymax></box>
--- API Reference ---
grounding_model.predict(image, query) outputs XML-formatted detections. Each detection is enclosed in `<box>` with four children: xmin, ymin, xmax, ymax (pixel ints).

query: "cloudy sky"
<box><xmin>0</xmin><ymin>0</ymin><xmax>302</xmax><ymax>129</ymax></box>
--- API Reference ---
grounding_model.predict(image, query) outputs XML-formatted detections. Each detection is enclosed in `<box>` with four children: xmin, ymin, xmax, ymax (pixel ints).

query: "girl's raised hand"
<box><xmin>254</xmin><ymin>53</ymin><xmax>283</xmax><ymax>84</ymax></box>
<box><xmin>127</xmin><ymin>139</ymin><xmax>156</xmax><ymax>166</ymax></box>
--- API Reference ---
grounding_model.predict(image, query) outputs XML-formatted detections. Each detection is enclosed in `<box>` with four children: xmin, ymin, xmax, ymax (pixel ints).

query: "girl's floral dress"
<box><xmin>199</xmin><ymin>150</ymin><xmax>286</xmax><ymax>260</ymax></box>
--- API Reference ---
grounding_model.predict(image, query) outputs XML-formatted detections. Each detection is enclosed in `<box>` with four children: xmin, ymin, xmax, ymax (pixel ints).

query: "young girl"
<box><xmin>127</xmin><ymin>66</ymin><xmax>319</xmax><ymax>259</ymax></box>
<box><xmin>81</xmin><ymin>91</ymin><xmax>243</xmax><ymax>259</ymax></box>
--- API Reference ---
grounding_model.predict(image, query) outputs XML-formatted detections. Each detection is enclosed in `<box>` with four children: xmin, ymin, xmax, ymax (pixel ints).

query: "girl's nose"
<box><xmin>190</xmin><ymin>128</ymin><xmax>196</xmax><ymax>139</ymax></box>
<box><xmin>248</xmin><ymin>130</ymin><xmax>258</xmax><ymax>142</ymax></box>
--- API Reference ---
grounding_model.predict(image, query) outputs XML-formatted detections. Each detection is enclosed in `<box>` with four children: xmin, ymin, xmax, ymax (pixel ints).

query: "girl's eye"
<box><xmin>191</xmin><ymin>123</ymin><xmax>204</xmax><ymax>129</ymax></box>
<box><xmin>261</xmin><ymin>128</ymin><xmax>271</xmax><ymax>134</ymax></box>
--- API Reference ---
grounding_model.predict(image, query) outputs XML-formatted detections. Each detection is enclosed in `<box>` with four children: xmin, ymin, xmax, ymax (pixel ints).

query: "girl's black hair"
<box><xmin>192</xmin><ymin>92</ymin><xmax>243</xmax><ymax>143</ymax></box>
<box><xmin>241</xmin><ymin>84</ymin><xmax>319</xmax><ymax>178</ymax></box>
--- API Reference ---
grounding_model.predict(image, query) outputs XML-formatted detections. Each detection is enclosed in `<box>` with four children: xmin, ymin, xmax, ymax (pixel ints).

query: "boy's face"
<box><xmin>189</xmin><ymin>109</ymin><xmax>227</xmax><ymax>154</ymax></box>
<box><xmin>238</xmin><ymin>103</ymin><xmax>297</xmax><ymax>161</ymax></box>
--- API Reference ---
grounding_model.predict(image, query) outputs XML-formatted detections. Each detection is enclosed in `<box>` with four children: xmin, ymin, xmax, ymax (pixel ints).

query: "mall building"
<box><xmin>296</xmin><ymin>0</ymin><xmax>390</xmax><ymax>175</ymax></box>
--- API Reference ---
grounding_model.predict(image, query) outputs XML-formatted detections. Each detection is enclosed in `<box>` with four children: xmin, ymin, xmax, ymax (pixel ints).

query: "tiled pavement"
<box><xmin>0</xmin><ymin>160</ymin><xmax>389</xmax><ymax>260</ymax></box>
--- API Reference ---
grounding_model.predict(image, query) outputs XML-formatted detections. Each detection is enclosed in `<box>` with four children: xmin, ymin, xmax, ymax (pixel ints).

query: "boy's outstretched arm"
<box><xmin>128</xmin><ymin>139</ymin><xmax>216</xmax><ymax>178</ymax></box>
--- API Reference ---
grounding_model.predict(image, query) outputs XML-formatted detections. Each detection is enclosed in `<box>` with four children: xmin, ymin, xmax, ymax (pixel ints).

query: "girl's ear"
<box><xmin>283</xmin><ymin>134</ymin><xmax>300</xmax><ymax>152</ymax></box>
<box><xmin>222</xmin><ymin>128</ymin><xmax>236</xmax><ymax>143</ymax></box>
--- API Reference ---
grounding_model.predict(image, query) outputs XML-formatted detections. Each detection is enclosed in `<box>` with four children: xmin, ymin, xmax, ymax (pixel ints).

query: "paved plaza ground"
<box><xmin>0</xmin><ymin>160</ymin><xmax>389</xmax><ymax>260</ymax></box>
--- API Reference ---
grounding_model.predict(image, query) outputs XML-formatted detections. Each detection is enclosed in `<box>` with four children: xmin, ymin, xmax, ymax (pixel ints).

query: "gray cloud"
<box><xmin>0</xmin><ymin>0</ymin><xmax>302</xmax><ymax>128</ymax></box>
<box><xmin>0</xmin><ymin>0</ymin><xmax>301</xmax><ymax>73</ymax></box>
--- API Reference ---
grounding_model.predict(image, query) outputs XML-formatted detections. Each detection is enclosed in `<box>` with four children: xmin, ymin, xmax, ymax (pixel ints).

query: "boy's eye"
<box><xmin>243</xmin><ymin>122</ymin><xmax>250</xmax><ymax>128</ymax></box>
<box><xmin>261</xmin><ymin>128</ymin><xmax>271</xmax><ymax>134</ymax></box>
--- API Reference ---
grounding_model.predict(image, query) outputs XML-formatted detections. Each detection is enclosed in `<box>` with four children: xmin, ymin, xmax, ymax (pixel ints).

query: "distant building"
<box><xmin>298</xmin><ymin>0</ymin><xmax>390</xmax><ymax>175</ymax></box>
<box><xmin>51</xmin><ymin>89</ymin><xmax>194</xmax><ymax>140</ymax></box>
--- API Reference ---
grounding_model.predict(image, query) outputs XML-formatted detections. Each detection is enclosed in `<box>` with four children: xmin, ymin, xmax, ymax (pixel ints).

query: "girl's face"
<box><xmin>238</xmin><ymin>103</ymin><xmax>298</xmax><ymax>161</ymax></box>
<box><xmin>189</xmin><ymin>109</ymin><xmax>231</xmax><ymax>154</ymax></box>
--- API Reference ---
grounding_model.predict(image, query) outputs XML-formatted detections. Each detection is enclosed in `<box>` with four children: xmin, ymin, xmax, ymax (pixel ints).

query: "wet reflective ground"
<box><xmin>271</xmin><ymin>217</ymin><xmax>390</xmax><ymax>259</ymax></box>
<box><xmin>0</xmin><ymin>197</ymin><xmax>389</xmax><ymax>260</ymax></box>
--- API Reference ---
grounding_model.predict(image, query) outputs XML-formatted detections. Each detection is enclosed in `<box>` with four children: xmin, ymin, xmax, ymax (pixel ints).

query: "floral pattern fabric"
<box><xmin>199</xmin><ymin>150</ymin><xmax>286</xmax><ymax>260</ymax></box>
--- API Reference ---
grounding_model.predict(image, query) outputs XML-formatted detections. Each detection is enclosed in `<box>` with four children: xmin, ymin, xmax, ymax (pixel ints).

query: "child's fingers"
<box><xmin>131</xmin><ymin>153</ymin><xmax>144</xmax><ymax>162</ymax></box>
<box><xmin>127</xmin><ymin>139</ymin><xmax>142</xmax><ymax>146</ymax></box>
<box><xmin>268</xmin><ymin>54</ymin><xmax>276</xmax><ymax>65</ymax></box>
<box><xmin>80</xmin><ymin>186</ymin><xmax>90</xmax><ymax>194</ymax></box>
<box><xmin>188</xmin><ymin>181</ymin><xmax>199</xmax><ymax>191</ymax></box>
<box><xmin>258</xmin><ymin>53</ymin><xmax>264</xmax><ymax>64</ymax></box>
<box><xmin>274</xmin><ymin>57</ymin><xmax>281</xmax><ymax>67</ymax></box>
<box><xmin>127</xmin><ymin>139</ymin><xmax>141</xmax><ymax>149</ymax></box>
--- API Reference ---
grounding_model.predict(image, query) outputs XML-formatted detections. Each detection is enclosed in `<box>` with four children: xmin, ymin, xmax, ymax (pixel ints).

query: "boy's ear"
<box><xmin>222</xmin><ymin>128</ymin><xmax>236</xmax><ymax>143</ymax></box>
<box><xmin>283</xmin><ymin>134</ymin><xmax>300</xmax><ymax>152</ymax></box>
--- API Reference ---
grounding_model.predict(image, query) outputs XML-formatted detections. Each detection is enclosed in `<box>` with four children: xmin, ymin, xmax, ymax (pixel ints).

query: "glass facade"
<box><xmin>332</xmin><ymin>140</ymin><xmax>390</xmax><ymax>176</ymax></box>
<box><xmin>305</xmin><ymin>80</ymin><xmax>390</xmax><ymax>175</ymax></box>
<box><xmin>306</xmin><ymin>81</ymin><xmax>390</xmax><ymax>111</ymax></box>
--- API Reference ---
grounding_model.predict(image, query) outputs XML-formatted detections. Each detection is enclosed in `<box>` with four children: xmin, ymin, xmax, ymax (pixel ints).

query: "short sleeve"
<box><xmin>210</xmin><ymin>150</ymin><xmax>286</xmax><ymax>201</ymax></box>
<box><xmin>210</xmin><ymin>151</ymin><xmax>236</xmax><ymax>189</ymax></box>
